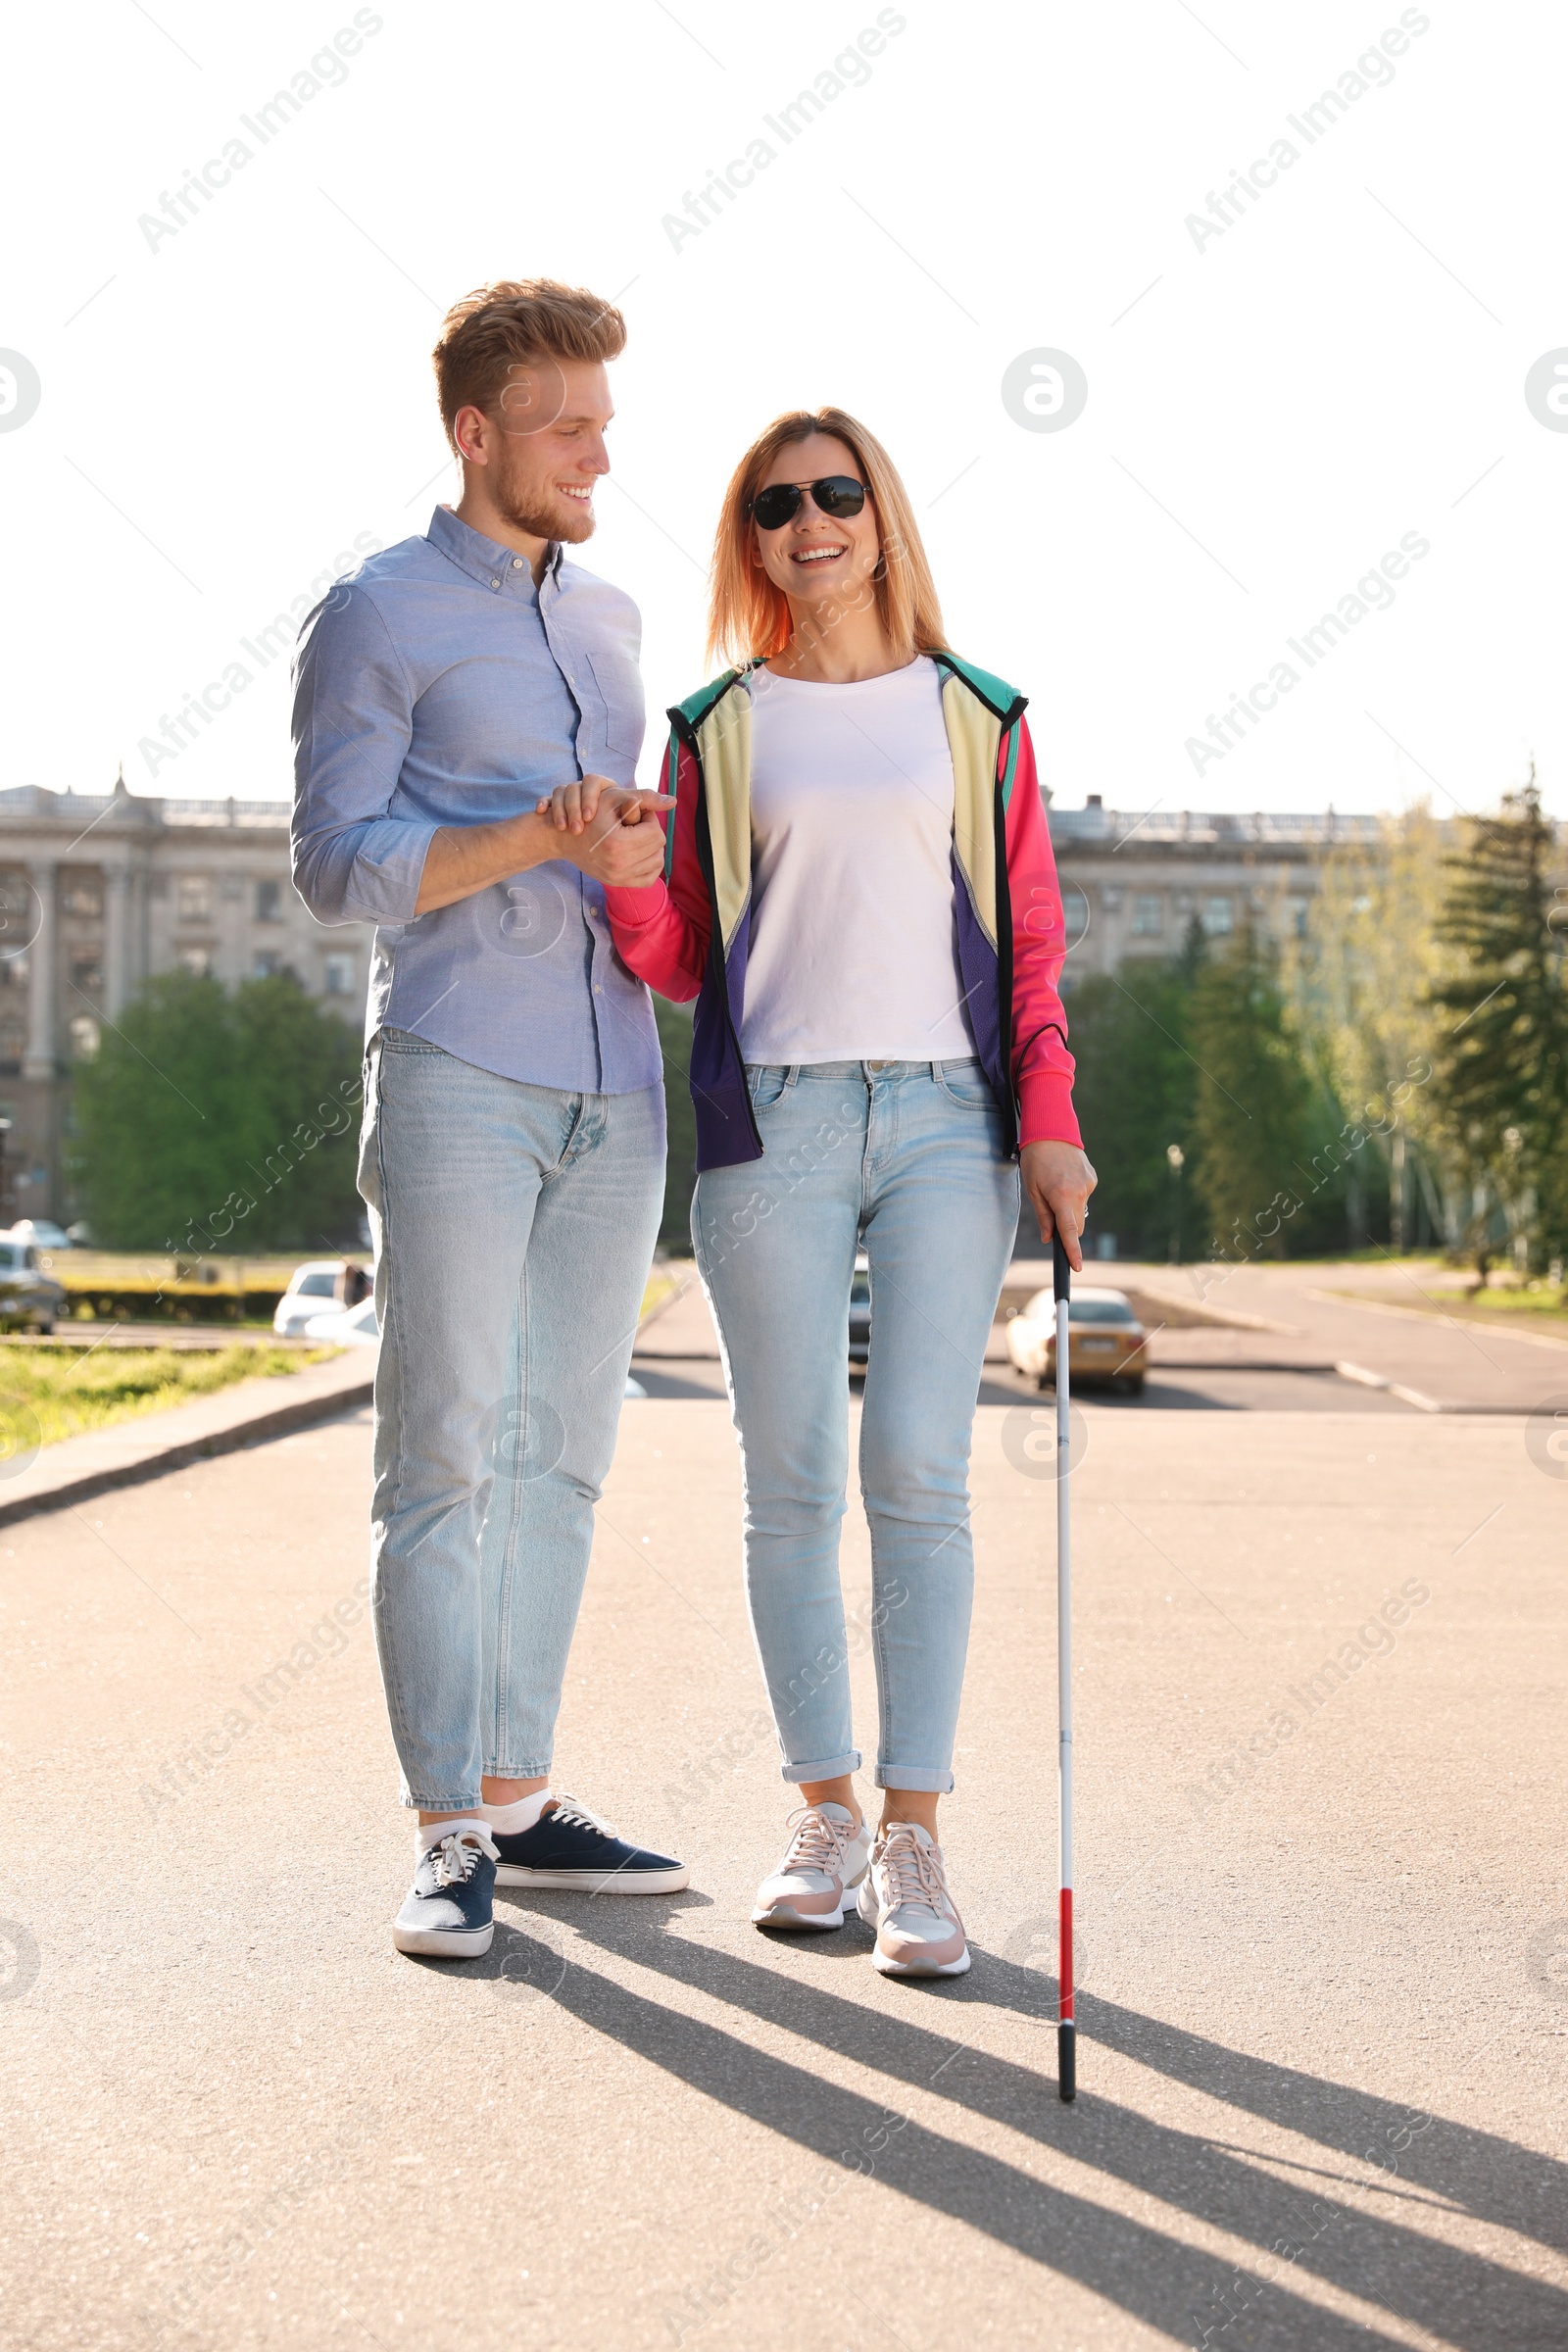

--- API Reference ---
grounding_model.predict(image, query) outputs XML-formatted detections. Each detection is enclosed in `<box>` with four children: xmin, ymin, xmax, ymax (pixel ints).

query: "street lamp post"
<box><xmin>1166</xmin><ymin>1143</ymin><xmax>1185</xmax><ymax>1265</ymax></box>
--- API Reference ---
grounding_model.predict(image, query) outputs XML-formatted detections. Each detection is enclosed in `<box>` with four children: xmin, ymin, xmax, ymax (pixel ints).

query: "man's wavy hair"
<box><xmin>431</xmin><ymin>278</ymin><xmax>626</xmax><ymax>450</ymax></box>
<box><xmin>707</xmin><ymin>406</ymin><xmax>947</xmax><ymax>669</ymax></box>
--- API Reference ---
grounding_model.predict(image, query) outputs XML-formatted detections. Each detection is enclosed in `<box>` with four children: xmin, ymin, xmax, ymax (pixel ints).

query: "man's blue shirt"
<box><xmin>291</xmin><ymin>504</ymin><xmax>661</xmax><ymax>1094</ymax></box>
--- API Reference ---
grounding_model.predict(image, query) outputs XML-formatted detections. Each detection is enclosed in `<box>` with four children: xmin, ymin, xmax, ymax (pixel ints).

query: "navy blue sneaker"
<box><xmin>392</xmin><ymin>1826</ymin><xmax>498</xmax><ymax>1957</ymax></box>
<box><xmin>492</xmin><ymin>1796</ymin><xmax>688</xmax><ymax>1895</ymax></box>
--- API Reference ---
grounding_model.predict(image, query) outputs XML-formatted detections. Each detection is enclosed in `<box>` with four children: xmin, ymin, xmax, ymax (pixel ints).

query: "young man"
<box><xmin>291</xmin><ymin>279</ymin><xmax>686</xmax><ymax>1959</ymax></box>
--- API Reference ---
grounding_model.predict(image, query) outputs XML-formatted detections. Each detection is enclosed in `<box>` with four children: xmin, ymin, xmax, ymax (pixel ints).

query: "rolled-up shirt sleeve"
<box><xmin>290</xmin><ymin>582</ymin><xmax>438</xmax><ymax>926</ymax></box>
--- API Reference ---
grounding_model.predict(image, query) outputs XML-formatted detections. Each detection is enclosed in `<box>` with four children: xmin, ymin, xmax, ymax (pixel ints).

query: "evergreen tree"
<box><xmin>1429</xmin><ymin>776</ymin><xmax>1568</xmax><ymax>1275</ymax></box>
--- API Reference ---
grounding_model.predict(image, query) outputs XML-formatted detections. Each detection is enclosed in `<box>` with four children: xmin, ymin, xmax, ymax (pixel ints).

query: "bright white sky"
<box><xmin>5</xmin><ymin>0</ymin><xmax>1564</xmax><ymax>821</ymax></box>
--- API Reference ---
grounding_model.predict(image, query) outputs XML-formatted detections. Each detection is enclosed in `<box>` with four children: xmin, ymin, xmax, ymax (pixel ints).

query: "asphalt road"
<box><xmin>639</xmin><ymin>1260</ymin><xmax>1504</xmax><ymax>1401</ymax></box>
<box><xmin>3</xmin><ymin>1366</ymin><xmax>1564</xmax><ymax>2349</ymax></box>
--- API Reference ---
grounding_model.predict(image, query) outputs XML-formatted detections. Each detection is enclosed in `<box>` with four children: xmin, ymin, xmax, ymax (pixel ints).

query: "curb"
<box><xmin>0</xmin><ymin>1354</ymin><xmax>374</xmax><ymax>1530</ymax></box>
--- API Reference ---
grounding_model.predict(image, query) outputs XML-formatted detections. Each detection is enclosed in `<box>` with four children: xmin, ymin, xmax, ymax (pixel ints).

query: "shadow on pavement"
<box><xmin>412</xmin><ymin>1898</ymin><xmax>1565</xmax><ymax>2350</ymax></box>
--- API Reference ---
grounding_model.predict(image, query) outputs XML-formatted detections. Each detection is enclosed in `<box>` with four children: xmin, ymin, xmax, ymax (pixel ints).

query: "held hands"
<box><xmin>534</xmin><ymin>773</ymin><xmax>674</xmax><ymax>890</ymax></box>
<box><xmin>1019</xmin><ymin>1141</ymin><xmax>1098</xmax><ymax>1273</ymax></box>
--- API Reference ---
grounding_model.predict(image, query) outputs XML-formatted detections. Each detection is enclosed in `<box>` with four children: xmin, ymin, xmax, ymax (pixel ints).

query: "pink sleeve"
<box><xmin>601</xmin><ymin>733</ymin><xmax>710</xmax><ymax>1004</ymax></box>
<box><xmin>1004</xmin><ymin>718</ymin><xmax>1082</xmax><ymax>1149</ymax></box>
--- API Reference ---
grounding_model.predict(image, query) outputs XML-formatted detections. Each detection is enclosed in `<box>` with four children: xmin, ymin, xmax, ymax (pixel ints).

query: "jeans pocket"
<box><xmin>934</xmin><ymin>1061</ymin><xmax>999</xmax><ymax>1111</ymax></box>
<box><xmin>379</xmin><ymin>1026</ymin><xmax>444</xmax><ymax>1056</ymax></box>
<box><xmin>746</xmin><ymin>1064</ymin><xmax>792</xmax><ymax>1112</ymax></box>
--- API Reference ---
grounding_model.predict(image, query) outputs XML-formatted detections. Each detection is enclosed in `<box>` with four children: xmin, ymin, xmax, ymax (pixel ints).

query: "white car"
<box><xmin>303</xmin><ymin>1295</ymin><xmax>379</xmax><ymax>1346</ymax></box>
<box><xmin>4</xmin><ymin>1218</ymin><xmax>72</xmax><ymax>1250</ymax></box>
<box><xmin>274</xmin><ymin>1259</ymin><xmax>355</xmax><ymax>1337</ymax></box>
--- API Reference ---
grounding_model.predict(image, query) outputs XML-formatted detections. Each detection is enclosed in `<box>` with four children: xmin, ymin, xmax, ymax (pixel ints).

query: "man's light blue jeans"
<box><xmin>359</xmin><ymin>1030</ymin><xmax>664</xmax><ymax>1810</ymax></box>
<box><xmin>693</xmin><ymin>1059</ymin><xmax>1019</xmax><ymax>1795</ymax></box>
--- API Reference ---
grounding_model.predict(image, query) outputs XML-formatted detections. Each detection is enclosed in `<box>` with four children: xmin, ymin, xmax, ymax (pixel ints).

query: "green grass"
<box><xmin>1454</xmin><ymin>1285</ymin><xmax>1568</xmax><ymax>1320</ymax></box>
<box><xmin>0</xmin><ymin>1344</ymin><xmax>336</xmax><ymax>1452</ymax></box>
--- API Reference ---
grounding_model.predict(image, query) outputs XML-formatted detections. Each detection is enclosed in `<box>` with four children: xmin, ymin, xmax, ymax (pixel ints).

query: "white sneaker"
<box><xmin>858</xmin><ymin>1821</ymin><xmax>969</xmax><ymax>1977</ymax></box>
<box><xmin>752</xmin><ymin>1802</ymin><xmax>873</xmax><ymax>1931</ymax></box>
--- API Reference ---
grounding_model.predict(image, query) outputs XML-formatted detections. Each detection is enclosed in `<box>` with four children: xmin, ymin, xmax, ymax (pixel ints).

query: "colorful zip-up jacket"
<box><xmin>602</xmin><ymin>650</ymin><xmax>1081</xmax><ymax>1172</ymax></box>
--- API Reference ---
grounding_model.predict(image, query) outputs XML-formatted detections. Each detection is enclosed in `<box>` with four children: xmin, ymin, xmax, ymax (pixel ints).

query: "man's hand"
<box><xmin>1019</xmin><ymin>1140</ymin><xmax>1098</xmax><ymax>1272</ymax></box>
<box><xmin>557</xmin><ymin>804</ymin><xmax>667</xmax><ymax>890</ymax></box>
<box><xmin>535</xmin><ymin>773</ymin><xmax>673</xmax><ymax>836</ymax></box>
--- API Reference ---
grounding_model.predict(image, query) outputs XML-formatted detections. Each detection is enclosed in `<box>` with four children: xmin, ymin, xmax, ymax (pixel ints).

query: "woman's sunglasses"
<box><xmin>750</xmin><ymin>474</ymin><xmax>867</xmax><ymax>530</ymax></box>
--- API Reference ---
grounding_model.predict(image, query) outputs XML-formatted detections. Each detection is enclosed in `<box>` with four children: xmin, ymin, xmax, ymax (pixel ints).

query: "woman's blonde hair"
<box><xmin>706</xmin><ymin>406</ymin><xmax>947</xmax><ymax>668</ymax></box>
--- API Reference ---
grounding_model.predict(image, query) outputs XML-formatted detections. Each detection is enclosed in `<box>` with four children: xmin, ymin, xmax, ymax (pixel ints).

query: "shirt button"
<box><xmin>512</xmin><ymin>558</ymin><xmax>525</xmax><ymax>569</ymax></box>
<box><xmin>489</xmin><ymin>576</ymin><xmax>500</xmax><ymax>589</ymax></box>
<box><xmin>594</xmin><ymin>985</ymin><xmax>603</xmax><ymax>995</ymax></box>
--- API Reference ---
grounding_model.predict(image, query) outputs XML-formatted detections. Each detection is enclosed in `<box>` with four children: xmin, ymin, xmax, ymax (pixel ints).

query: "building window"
<box><xmin>69</xmin><ymin>1014</ymin><xmax>100</xmax><ymax>1060</ymax></box>
<box><xmin>323</xmin><ymin>953</ymin><xmax>356</xmax><ymax>998</ymax></box>
<box><xmin>1287</xmin><ymin>895</ymin><xmax>1310</xmax><ymax>938</ymax></box>
<box><xmin>254</xmin><ymin>952</ymin><xmax>283</xmax><ymax>979</ymax></box>
<box><xmin>255</xmin><ymin>880</ymin><xmax>283</xmax><ymax>923</ymax></box>
<box><xmin>177</xmin><ymin>875</ymin><xmax>214</xmax><ymax>925</ymax></box>
<box><xmin>61</xmin><ymin>875</ymin><xmax>103</xmax><ymax>918</ymax></box>
<box><xmin>1131</xmin><ymin>894</ymin><xmax>1164</xmax><ymax>936</ymax></box>
<box><xmin>71</xmin><ymin>958</ymin><xmax>103</xmax><ymax>1002</ymax></box>
<box><xmin>0</xmin><ymin>1020</ymin><xmax>23</xmax><ymax>1069</ymax></box>
<box><xmin>1061</xmin><ymin>886</ymin><xmax>1091</xmax><ymax>949</ymax></box>
<box><xmin>177</xmin><ymin>947</ymin><xmax>212</xmax><ymax>978</ymax></box>
<box><xmin>1201</xmin><ymin>895</ymin><xmax>1234</xmax><ymax>936</ymax></box>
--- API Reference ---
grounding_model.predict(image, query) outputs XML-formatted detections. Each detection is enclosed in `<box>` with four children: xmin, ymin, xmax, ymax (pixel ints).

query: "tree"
<box><xmin>1428</xmin><ymin>775</ymin><xmax>1568</xmax><ymax>1277</ymax></box>
<box><xmin>73</xmin><ymin>971</ymin><xmax>364</xmax><ymax>1250</ymax></box>
<box><xmin>1189</xmin><ymin>927</ymin><xmax>1319</xmax><ymax>1261</ymax></box>
<box><xmin>1063</xmin><ymin>960</ymin><xmax>1199</xmax><ymax>1259</ymax></box>
<box><xmin>652</xmin><ymin>996</ymin><xmax>700</xmax><ymax>1249</ymax></box>
<box><xmin>1282</xmin><ymin>808</ymin><xmax>1452</xmax><ymax>1252</ymax></box>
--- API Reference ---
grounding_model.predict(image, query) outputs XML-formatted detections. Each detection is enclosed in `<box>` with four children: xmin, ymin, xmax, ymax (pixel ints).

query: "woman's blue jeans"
<box><xmin>694</xmin><ymin>1059</ymin><xmax>1019</xmax><ymax>1794</ymax></box>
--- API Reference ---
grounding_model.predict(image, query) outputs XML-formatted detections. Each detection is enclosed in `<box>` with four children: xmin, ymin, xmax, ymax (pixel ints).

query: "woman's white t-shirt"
<box><xmin>738</xmin><ymin>656</ymin><xmax>974</xmax><ymax>1065</ymax></box>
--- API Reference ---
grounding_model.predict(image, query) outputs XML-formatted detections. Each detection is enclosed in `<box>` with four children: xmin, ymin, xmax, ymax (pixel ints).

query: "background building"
<box><xmin>1048</xmin><ymin>796</ymin><xmax>1391</xmax><ymax>984</ymax></box>
<box><xmin>12</xmin><ymin>775</ymin><xmax>1545</xmax><ymax>1232</ymax></box>
<box><xmin>0</xmin><ymin>775</ymin><xmax>373</xmax><ymax>1223</ymax></box>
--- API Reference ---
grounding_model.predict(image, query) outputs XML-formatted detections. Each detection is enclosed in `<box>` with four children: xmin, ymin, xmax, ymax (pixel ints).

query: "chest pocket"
<box><xmin>586</xmin><ymin>646</ymin><xmax>645</xmax><ymax>762</ymax></box>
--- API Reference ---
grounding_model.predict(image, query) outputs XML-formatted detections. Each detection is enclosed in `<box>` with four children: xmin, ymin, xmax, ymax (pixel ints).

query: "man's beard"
<box><xmin>494</xmin><ymin>448</ymin><xmax>595</xmax><ymax>545</ymax></box>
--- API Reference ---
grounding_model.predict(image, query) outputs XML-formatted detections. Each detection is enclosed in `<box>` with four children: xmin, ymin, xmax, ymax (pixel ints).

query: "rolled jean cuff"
<box><xmin>781</xmin><ymin>1748</ymin><xmax>861</xmax><ymax>1786</ymax></box>
<box><xmin>403</xmin><ymin>1790</ymin><xmax>482</xmax><ymax>1812</ymax></box>
<box><xmin>484</xmin><ymin>1759</ymin><xmax>552</xmax><ymax>1781</ymax></box>
<box><xmin>873</xmin><ymin>1764</ymin><xmax>955</xmax><ymax>1794</ymax></box>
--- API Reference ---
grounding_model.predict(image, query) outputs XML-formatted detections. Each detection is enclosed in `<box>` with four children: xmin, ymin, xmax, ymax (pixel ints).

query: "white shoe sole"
<box><xmin>495</xmin><ymin>1862</ymin><xmax>689</xmax><ymax>1894</ymax></box>
<box><xmin>753</xmin><ymin>1866</ymin><xmax>868</xmax><ymax>1932</ymax></box>
<box><xmin>858</xmin><ymin>1878</ymin><xmax>970</xmax><ymax>1975</ymax></box>
<box><xmin>871</xmin><ymin>1941</ymin><xmax>970</xmax><ymax>1978</ymax></box>
<box><xmin>392</xmin><ymin>1919</ymin><xmax>495</xmax><ymax>1958</ymax></box>
<box><xmin>751</xmin><ymin>1899</ymin><xmax>849</xmax><ymax>1931</ymax></box>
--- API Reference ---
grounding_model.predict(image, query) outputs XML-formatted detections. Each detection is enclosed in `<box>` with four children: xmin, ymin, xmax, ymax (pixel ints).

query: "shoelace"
<box><xmin>425</xmin><ymin>1828</ymin><xmax>499</xmax><ymax>1887</ymax></box>
<box><xmin>781</xmin><ymin>1804</ymin><xmax>856</xmax><ymax>1878</ymax></box>
<box><xmin>879</xmin><ymin>1825</ymin><xmax>948</xmax><ymax>1915</ymax></box>
<box><xmin>548</xmin><ymin>1794</ymin><xmax>617</xmax><ymax>1841</ymax></box>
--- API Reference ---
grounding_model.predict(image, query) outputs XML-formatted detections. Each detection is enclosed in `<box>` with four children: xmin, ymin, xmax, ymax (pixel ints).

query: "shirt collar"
<box><xmin>426</xmin><ymin>504</ymin><xmax>557</xmax><ymax>596</ymax></box>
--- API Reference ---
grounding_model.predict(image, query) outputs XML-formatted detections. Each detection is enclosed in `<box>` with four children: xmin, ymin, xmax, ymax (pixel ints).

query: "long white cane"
<box><xmin>1054</xmin><ymin>1229</ymin><xmax>1076</xmax><ymax>2102</ymax></box>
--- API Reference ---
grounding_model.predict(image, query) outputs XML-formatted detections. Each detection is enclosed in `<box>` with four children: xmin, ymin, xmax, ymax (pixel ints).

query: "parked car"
<box><xmin>274</xmin><ymin>1259</ymin><xmax>351</xmax><ymax>1338</ymax></box>
<box><xmin>849</xmin><ymin>1253</ymin><xmax>871</xmax><ymax>1372</ymax></box>
<box><xmin>5</xmin><ymin>1218</ymin><xmax>72</xmax><ymax>1250</ymax></box>
<box><xmin>1005</xmin><ymin>1283</ymin><xmax>1148</xmax><ymax>1396</ymax></box>
<box><xmin>303</xmin><ymin>1296</ymin><xmax>379</xmax><ymax>1347</ymax></box>
<box><xmin>0</xmin><ymin>1239</ymin><xmax>67</xmax><ymax>1334</ymax></box>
